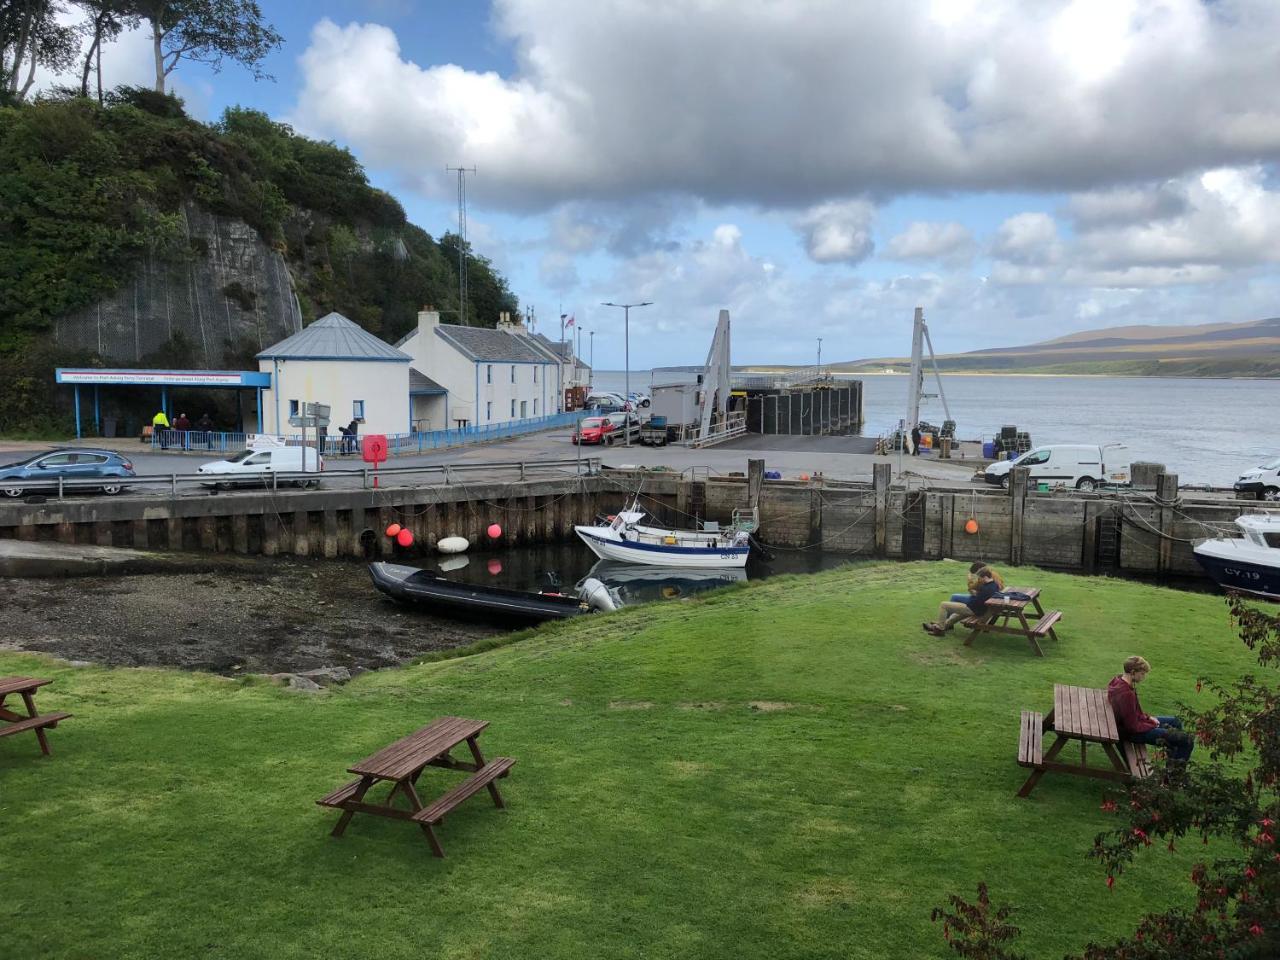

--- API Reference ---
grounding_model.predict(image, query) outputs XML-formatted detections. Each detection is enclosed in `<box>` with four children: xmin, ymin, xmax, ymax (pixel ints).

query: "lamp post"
<box><xmin>588</xmin><ymin>330</ymin><xmax>594</xmax><ymax>390</ymax></box>
<box><xmin>817</xmin><ymin>337</ymin><xmax>823</xmax><ymax>373</ymax></box>
<box><xmin>601</xmin><ymin>300</ymin><xmax>652</xmax><ymax>446</ymax></box>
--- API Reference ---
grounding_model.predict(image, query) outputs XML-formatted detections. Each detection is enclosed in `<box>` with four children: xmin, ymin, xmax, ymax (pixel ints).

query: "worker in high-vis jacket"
<box><xmin>152</xmin><ymin>410</ymin><xmax>170</xmax><ymax>449</ymax></box>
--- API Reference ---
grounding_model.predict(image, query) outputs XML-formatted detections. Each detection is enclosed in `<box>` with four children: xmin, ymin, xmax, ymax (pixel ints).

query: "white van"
<box><xmin>198</xmin><ymin>447</ymin><xmax>323</xmax><ymax>489</ymax></box>
<box><xmin>1234</xmin><ymin>456</ymin><xmax>1280</xmax><ymax>501</ymax></box>
<box><xmin>983</xmin><ymin>443</ymin><xmax>1130</xmax><ymax>492</ymax></box>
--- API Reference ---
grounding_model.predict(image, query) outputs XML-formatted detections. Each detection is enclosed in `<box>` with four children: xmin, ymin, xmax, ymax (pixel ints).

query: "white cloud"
<box><xmin>796</xmin><ymin>200</ymin><xmax>876</xmax><ymax>264</ymax></box>
<box><xmin>885</xmin><ymin>221</ymin><xmax>974</xmax><ymax>262</ymax></box>
<box><xmin>292</xmin><ymin>2</ymin><xmax>1280</xmax><ymax>211</ymax></box>
<box><xmin>991</xmin><ymin>212</ymin><xmax>1062</xmax><ymax>265</ymax></box>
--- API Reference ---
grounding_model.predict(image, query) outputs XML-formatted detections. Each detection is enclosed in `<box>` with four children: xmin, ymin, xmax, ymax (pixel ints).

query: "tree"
<box><xmin>132</xmin><ymin>0</ymin><xmax>281</xmax><ymax>94</ymax></box>
<box><xmin>72</xmin><ymin>1</ymin><xmax>138</xmax><ymax>102</ymax></box>
<box><xmin>934</xmin><ymin>594</ymin><xmax>1280</xmax><ymax>959</ymax></box>
<box><xmin>1</xmin><ymin>0</ymin><xmax>79</xmax><ymax>103</ymax></box>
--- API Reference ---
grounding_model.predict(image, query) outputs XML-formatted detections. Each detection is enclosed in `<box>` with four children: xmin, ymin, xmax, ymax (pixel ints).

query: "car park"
<box><xmin>198</xmin><ymin>447</ymin><xmax>323</xmax><ymax>488</ymax></box>
<box><xmin>0</xmin><ymin>449</ymin><xmax>135</xmax><ymax>497</ymax></box>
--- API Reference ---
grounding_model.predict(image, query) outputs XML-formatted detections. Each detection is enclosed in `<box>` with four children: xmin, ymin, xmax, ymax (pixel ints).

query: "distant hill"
<box><xmin>830</xmin><ymin>317</ymin><xmax>1280</xmax><ymax>378</ymax></box>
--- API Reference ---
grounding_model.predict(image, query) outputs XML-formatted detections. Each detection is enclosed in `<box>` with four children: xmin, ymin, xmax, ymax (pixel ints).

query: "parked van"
<box><xmin>1234</xmin><ymin>456</ymin><xmax>1280</xmax><ymax>501</ymax></box>
<box><xmin>983</xmin><ymin>443</ymin><xmax>1130</xmax><ymax>492</ymax></box>
<box><xmin>198</xmin><ymin>447</ymin><xmax>323</xmax><ymax>489</ymax></box>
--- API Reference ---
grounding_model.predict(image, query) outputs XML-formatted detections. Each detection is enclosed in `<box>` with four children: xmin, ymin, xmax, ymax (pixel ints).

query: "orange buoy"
<box><xmin>964</xmin><ymin>518</ymin><xmax>979</xmax><ymax>535</ymax></box>
<box><xmin>395</xmin><ymin>529</ymin><xmax>414</xmax><ymax>547</ymax></box>
<box><xmin>386</xmin><ymin>523</ymin><xmax>402</xmax><ymax>538</ymax></box>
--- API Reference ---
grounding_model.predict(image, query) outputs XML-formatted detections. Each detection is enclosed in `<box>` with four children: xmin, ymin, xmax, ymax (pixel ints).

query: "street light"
<box><xmin>601</xmin><ymin>300</ymin><xmax>652</xmax><ymax>445</ymax></box>
<box><xmin>588</xmin><ymin>330</ymin><xmax>594</xmax><ymax>390</ymax></box>
<box><xmin>817</xmin><ymin>337</ymin><xmax>823</xmax><ymax>373</ymax></box>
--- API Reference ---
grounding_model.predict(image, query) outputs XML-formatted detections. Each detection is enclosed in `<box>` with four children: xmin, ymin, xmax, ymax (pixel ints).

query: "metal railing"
<box><xmin>0</xmin><ymin>456</ymin><xmax>602</xmax><ymax>503</ymax></box>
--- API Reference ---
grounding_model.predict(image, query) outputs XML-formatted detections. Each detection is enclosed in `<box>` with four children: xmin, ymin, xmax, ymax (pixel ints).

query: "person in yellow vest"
<box><xmin>152</xmin><ymin>410</ymin><xmax>170</xmax><ymax>449</ymax></box>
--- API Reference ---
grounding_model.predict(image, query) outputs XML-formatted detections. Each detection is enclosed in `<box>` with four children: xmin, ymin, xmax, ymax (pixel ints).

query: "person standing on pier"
<box><xmin>910</xmin><ymin>424</ymin><xmax>922</xmax><ymax>456</ymax></box>
<box><xmin>152</xmin><ymin>409</ymin><xmax>170</xmax><ymax>449</ymax></box>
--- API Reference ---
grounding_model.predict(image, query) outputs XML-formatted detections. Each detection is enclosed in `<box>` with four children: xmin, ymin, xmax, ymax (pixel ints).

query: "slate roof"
<box><xmin>435</xmin><ymin>324</ymin><xmax>556</xmax><ymax>363</ymax></box>
<box><xmin>532</xmin><ymin>333</ymin><xmax>572</xmax><ymax>360</ymax></box>
<box><xmin>257</xmin><ymin>312</ymin><xmax>411</xmax><ymax>362</ymax></box>
<box><xmin>409</xmin><ymin>368</ymin><xmax>446</xmax><ymax>394</ymax></box>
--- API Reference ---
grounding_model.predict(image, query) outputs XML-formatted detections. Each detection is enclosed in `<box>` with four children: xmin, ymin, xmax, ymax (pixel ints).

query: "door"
<box><xmin>30</xmin><ymin>453</ymin><xmax>78</xmax><ymax>486</ymax></box>
<box><xmin>242</xmin><ymin>451</ymin><xmax>273</xmax><ymax>474</ymax></box>
<box><xmin>74</xmin><ymin>453</ymin><xmax>112</xmax><ymax>479</ymax></box>
<box><xmin>1018</xmin><ymin>448</ymin><xmax>1052</xmax><ymax>481</ymax></box>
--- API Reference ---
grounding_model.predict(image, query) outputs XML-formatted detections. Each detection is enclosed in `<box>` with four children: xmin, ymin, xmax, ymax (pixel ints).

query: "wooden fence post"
<box><xmin>874</xmin><ymin>462</ymin><xmax>892</xmax><ymax>557</ymax></box>
<box><xmin>1010</xmin><ymin>467</ymin><xmax>1029</xmax><ymax>566</ymax></box>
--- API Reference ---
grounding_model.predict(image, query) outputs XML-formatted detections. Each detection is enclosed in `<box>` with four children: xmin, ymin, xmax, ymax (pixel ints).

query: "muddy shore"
<box><xmin>0</xmin><ymin>558</ymin><xmax>502</xmax><ymax>676</ymax></box>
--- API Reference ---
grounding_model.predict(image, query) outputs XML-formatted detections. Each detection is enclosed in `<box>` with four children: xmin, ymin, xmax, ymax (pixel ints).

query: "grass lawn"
<box><xmin>0</xmin><ymin>562</ymin><xmax>1254</xmax><ymax>959</ymax></box>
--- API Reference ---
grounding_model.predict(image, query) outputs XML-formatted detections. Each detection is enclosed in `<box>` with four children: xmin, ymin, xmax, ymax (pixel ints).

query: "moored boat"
<box><xmin>573</xmin><ymin>504</ymin><xmax>754</xmax><ymax>568</ymax></box>
<box><xmin>1192</xmin><ymin>514</ymin><xmax>1280</xmax><ymax>601</ymax></box>
<box><xmin>369</xmin><ymin>562</ymin><xmax>618</xmax><ymax>624</ymax></box>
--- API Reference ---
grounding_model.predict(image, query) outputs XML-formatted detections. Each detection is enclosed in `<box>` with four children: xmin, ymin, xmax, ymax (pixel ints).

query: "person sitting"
<box><xmin>924</xmin><ymin>565</ymin><xmax>1002</xmax><ymax>636</ymax></box>
<box><xmin>950</xmin><ymin>561</ymin><xmax>1005</xmax><ymax>603</ymax></box>
<box><xmin>1107</xmin><ymin>656</ymin><xmax>1193</xmax><ymax>772</ymax></box>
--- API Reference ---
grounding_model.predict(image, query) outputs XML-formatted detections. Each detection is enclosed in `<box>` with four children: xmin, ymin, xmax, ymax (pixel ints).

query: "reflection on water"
<box><xmin>409</xmin><ymin>540</ymin><xmax>860</xmax><ymax>605</ymax></box>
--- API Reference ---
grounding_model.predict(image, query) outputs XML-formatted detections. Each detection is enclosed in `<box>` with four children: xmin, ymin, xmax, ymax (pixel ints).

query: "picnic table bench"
<box><xmin>317</xmin><ymin>716</ymin><xmax>515</xmax><ymax>857</ymax></box>
<box><xmin>1016</xmin><ymin>684</ymin><xmax>1151</xmax><ymax>797</ymax></box>
<box><xmin>963</xmin><ymin>586</ymin><xmax>1062</xmax><ymax>657</ymax></box>
<box><xmin>0</xmin><ymin>677</ymin><xmax>71</xmax><ymax>757</ymax></box>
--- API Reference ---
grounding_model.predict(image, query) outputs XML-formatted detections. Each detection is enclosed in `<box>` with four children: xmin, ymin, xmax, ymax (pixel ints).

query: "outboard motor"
<box><xmin>578</xmin><ymin>577</ymin><xmax>621</xmax><ymax>613</ymax></box>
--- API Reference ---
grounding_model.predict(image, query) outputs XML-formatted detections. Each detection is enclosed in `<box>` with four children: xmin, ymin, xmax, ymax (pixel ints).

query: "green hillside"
<box><xmin>0</xmin><ymin>88</ymin><xmax>518</xmax><ymax>434</ymax></box>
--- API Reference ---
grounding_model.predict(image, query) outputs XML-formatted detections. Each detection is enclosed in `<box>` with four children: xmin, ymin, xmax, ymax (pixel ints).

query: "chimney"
<box><xmin>496</xmin><ymin>311</ymin><xmax>528</xmax><ymax>337</ymax></box>
<box><xmin>418</xmin><ymin>305</ymin><xmax>440</xmax><ymax>337</ymax></box>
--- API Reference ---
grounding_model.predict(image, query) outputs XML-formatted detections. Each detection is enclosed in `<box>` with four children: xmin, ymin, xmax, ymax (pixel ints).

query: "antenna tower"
<box><xmin>446</xmin><ymin>165</ymin><xmax>477</xmax><ymax>325</ymax></box>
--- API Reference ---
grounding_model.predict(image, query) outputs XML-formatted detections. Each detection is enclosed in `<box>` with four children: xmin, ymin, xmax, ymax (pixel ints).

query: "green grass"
<box><xmin>0</xmin><ymin>562</ymin><xmax>1255</xmax><ymax>959</ymax></box>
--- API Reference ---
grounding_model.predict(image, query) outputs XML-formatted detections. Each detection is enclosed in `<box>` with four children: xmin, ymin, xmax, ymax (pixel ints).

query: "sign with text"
<box><xmin>55</xmin><ymin>369</ymin><xmax>268</xmax><ymax>386</ymax></box>
<box><xmin>247</xmin><ymin>434</ymin><xmax>287</xmax><ymax>450</ymax></box>
<box><xmin>362</xmin><ymin>435</ymin><xmax>389</xmax><ymax>464</ymax></box>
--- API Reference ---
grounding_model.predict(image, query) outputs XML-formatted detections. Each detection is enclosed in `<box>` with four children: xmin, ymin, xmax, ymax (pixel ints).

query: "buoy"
<box><xmin>385</xmin><ymin>523</ymin><xmax>402</xmax><ymax>538</ymax></box>
<box><xmin>436</xmin><ymin>536</ymin><xmax>470</xmax><ymax>554</ymax></box>
<box><xmin>438</xmin><ymin>555</ymin><xmax>470</xmax><ymax>572</ymax></box>
<box><xmin>799</xmin><ymin>473</ymin><xmax>810</xmax><ymax>481</ymax></box>
<box><xmin>487</xmin><ymin>523</ymin><xmax>502</xmax><ymax>539</ymax></box>
<box><xmin>964</xmin><ymin>518</ymin><xmax>979</xmax><ymax>535</ymax></box>
<box><xmin>396</xmin><ymin>529</ymin><xmax>414</xmax><ymax>547</ymax></box>
<box><xmin>487</xmin><ymin>558</ymin><xmax>503</xmax><ymax>575</ymax></box>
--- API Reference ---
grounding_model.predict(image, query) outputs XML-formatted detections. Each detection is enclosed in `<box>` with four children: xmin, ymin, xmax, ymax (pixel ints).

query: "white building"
<box><xmin>257</xmin><ymin>312</ymin><xmax>411</xmax><ymax>436</ymax></box>
<box><xmin>398</xmin><ymin>309</ymin><xmax>562</xmax><ymax>429</ymax></box>
<box><xmin>532</xmin><ymin>333</ymin><xmax>591</xmax><ymax>391</ymax></box>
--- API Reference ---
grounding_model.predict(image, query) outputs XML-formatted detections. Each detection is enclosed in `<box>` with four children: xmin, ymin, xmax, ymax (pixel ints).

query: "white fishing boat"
<box><xmin>574</xmin><ymin>504</ymin><xmax>755</xmax><ymax>568</ymax></box>
<box><xmin>1193</xmin><ymin>514</ymin><xmax>1280</xmax><ymax>601</ymax></box>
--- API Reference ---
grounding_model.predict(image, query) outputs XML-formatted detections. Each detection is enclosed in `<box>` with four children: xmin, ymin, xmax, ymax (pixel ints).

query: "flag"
<box><xmin>565</xmin><ymin>315</ymin><xmax>575</xmax><ymax>327</ymax></box>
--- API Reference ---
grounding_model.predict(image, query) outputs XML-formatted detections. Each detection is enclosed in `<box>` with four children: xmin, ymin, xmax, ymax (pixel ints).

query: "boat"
<box><xmin>1192</xmin><ymin>514</ymin><xmax>1280</xmax><ymax>601</ymax></box>
<box><xmin>573</xmin><ymin>503</ymin><xmax>755</xmax><ymax>568</ymax></box>
<box><xmin>369</xmin><ymin>562</ymin><xmax>619</xmax><ymax>624</ymax></box>
<box><xmin>579</xmin><ymin>560</ymin><xmax>747</xmax><ymax>604</ymax></box>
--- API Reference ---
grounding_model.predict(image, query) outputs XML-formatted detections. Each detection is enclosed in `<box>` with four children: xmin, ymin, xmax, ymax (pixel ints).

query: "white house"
<box><xmin>257</xmin><ymin>312</ymin><xmax>411</xmax><ymax>437</ymax></box>
<box><xmin>398</xmin><ymin>309</ymin><xmax>562</xmax><ymax>428</ymax></box>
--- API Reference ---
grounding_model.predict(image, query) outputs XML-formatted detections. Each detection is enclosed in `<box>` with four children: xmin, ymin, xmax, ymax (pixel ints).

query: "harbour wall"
<box><xmin>0</xmin><ymin>467</ymin><xmax>1272</xmax><ymax>580</ymax></box>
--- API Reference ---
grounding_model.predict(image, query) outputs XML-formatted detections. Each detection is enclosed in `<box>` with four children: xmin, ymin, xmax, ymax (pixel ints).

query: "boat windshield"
<box><xmin>1262</xmin><ymin>457</ymin><xmax>1280</xmax><ymax>470</ymax></box>
<box><xmin>581</xmin><ymin>418</ymin><xmax>603</xmax><ymax>428</ymax></box>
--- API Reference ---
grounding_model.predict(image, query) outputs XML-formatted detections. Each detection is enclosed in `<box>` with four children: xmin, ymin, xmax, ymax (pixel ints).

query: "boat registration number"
<box><xmin>720</xmin><ymin>552</ymin><xmax>739</xmax><ymax>560</ymax></box>
<box><xmin>1222</xmin><ymin>567</ymin><xmax>1262</xmax><ymax>581</ymax></box>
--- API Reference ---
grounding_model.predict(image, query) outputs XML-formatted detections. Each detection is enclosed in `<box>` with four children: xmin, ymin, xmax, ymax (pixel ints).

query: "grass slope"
<box><xmin>0</xmin><ymin>563</ymin><xmax>1254</xmax><ymax>959</ymax></box>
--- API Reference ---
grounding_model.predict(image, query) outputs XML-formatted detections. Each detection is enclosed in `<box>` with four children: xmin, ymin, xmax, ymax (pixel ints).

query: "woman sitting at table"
<box><xmin>1107</xmin><ymin>655</ymin><xmax>1194</xmax><ymax>770</ymax></box>
<box><xmin>923</xmin><ymin>565</ymin><xmax>1002</xmax><ymax>636</ymax></box>
<box><xmin>950</xmin><ymin>561</ymin><xmax>1004</xmax><ymax>603</ymax></box>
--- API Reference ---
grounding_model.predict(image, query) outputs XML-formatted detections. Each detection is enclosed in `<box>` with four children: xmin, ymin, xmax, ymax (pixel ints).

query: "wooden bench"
<box><xmin>1017</xmin><ymin>685</ymin><xmax>1143</xmax><ymax>797</ymax></box>
<box><xmin>1017</xmin><ymin>711</ymin><xmax>1044</xmax><ymax>770</ymax></box>
<box><xmin>1121</xmin><ymin>741</ymin><xmax>1153</xmax><ymax>780</ymax></box>
<box><xmin>414</xmin><ymin>757</ymin><xmax>516</xmax><ymax>825</ymax></box>
<box><xmin>0</xmin><ymin>677</ymin><xmax>71</xmax><ymax>757</ymax></box>
<box><xmin>962</xmin><ymin>588</ymin><xmax>1061</xmax><ymax>656</ymax></box>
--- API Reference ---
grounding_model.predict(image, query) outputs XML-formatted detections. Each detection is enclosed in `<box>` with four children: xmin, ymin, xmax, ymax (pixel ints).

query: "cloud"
<box><xmin>292</xmin><ymin>2</ymin><xmax>1280</xmax><ymax>211</ymax></box>
<box><xmin>885</xmin><ymin>221</ymin><xmax>975</xmax><ymax>262</ymax></box>
<box><xmin>796</xmin><ymin>200</ymin><xmax>876</xmax><ymax>264</ymax></box>
<box><xmin>991</xmin><ymin>212</ymin><xmax>1062</xmax><ymax>265</ymax></box>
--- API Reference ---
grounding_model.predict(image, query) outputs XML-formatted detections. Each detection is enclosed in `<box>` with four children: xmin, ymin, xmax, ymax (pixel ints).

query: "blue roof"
<box><xmin>257</xmin><ymin>312</ymin><xmax>410</xmax><ymax>362</ymax></box>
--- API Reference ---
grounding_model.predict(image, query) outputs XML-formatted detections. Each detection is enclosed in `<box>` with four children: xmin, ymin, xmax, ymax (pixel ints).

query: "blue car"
<box><xmin>0</xmin><ymin>448</ymin><xmax>136</xmax><ymax>497</ymax></box>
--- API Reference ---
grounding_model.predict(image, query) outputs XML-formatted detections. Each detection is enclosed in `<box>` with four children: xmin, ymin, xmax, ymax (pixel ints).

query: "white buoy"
<box><xmin>438</xmin><ymin>555</ymin><xmax>470</xmax><ymax>572</ymax></box>
<box><xmin>436</xmin><ymin>536</ymin><xmax>470</xmax><ymax>554</ymax></box>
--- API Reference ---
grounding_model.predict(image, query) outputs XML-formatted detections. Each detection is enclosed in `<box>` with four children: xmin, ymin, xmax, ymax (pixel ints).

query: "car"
<box><xmin>0</xmin><ymin>448</ymin><xmax>135</xmax><ymax>497</ymax></box>
<box><xmin>982</xmin><ymin>443</ymin><xmax>1131</xmax><ymax>491</ymax></box>
<box><xmin>1234</xmin><ymin>456</ymin><xmax>1280</xmax><ymax>500</ymax></box>
<box><xmin>197</xmin><ymin>447</ymin><xmax>323</xmax><ymax>488</ymax></box>
<box><xmin>572</xmin><ymin>414</ymin><xmax>638</xmax><ymax>445</ymax></box>
<box><xmin>628</xmin><ymin>392</ymin><xmax>651</xmax><ymax>408</ymax></box>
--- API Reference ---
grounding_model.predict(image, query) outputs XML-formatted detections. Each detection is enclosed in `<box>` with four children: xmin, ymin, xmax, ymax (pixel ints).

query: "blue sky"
<box><xmin>49</xmin><ymin>0</ymin><xmax>1280</xmax><ymax>370</ymax></box>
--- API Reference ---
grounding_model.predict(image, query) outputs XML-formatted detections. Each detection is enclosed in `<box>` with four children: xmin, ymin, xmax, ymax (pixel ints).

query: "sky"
<box><xmin>35</xmin><ymin>0</ymin><xmax>1280</xmax><ymax>370</ymax></box>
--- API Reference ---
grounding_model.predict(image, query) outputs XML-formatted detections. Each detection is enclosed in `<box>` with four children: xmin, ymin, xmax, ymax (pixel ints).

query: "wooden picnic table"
<box><xmin>0</xmin><ymin>676</ymin><xmax>71</xmax><ymax>757</ymax></box>
<box><xmin>317</xmin><ymin>716</ymin><xmax>515</xmax><ymax>857</ymax></box>
<box><xmin>963</xmin><ymin>586</ymin><xmax>1062</xmax><ymax>657</ymax></box>
<box><xmin>1016</xmin><ymin>684</ymin><xmax>1150</xmax><ymax>797</ymax></box>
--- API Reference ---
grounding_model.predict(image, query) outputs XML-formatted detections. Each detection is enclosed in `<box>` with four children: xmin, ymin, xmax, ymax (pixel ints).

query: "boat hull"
<box><xmin>574</xmin><ymin>526</ymin><xmax>749</xmax><ymax>567</ymax></box>
<box><xmin>369</xmin><ymin>562</ymin><xmax>588</xmax><ymax>624</ymax></box>
<box><xmin>1193</xmin><ymin>545</ymin><xmax>1280</xmax><ymax>601</ymax></box>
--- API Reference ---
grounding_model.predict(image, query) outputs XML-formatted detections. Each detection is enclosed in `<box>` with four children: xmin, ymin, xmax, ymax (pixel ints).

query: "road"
<box><xmin>0</xmin><ymin>427</ymin><xmax>985</xmax><ymax>502</ymax></box>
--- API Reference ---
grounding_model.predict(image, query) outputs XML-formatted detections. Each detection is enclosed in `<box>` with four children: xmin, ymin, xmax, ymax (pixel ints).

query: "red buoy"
<box><xmin>396</xmin><ymin>529</ymin><xmax>414</xmax><ymax>547</ymax></box>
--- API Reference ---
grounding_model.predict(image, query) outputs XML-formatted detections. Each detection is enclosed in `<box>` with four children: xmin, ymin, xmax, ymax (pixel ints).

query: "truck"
<box><xmin>639</xmin><ymin>415</ymin><xmax>668</xmax><ymax>446</ymax></box>
<box><xmin>1234</xmin><ymin>456</ymin><xmax>1280</xmax><ymax>501</ymax></box>
<box><xmin>982</xmin><ymin>443</ymin><xmax>1130</xmax><ymax>492</ymax></box>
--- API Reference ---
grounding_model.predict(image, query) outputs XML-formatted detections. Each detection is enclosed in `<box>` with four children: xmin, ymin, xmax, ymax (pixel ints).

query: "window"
<box><xmin>511</xmin><ymin>399</ymin><xmax>516</xmax><ymax>418</ymax></box>
<box><xmin>520</xmin><ymin>400</ymin><xmax>527</xmax><ymax>419</ymax></box>
<box><xmin>533</xmin><ymin>366</ymin><xmax>538</xmax><ymax>383</ymax></box>
<box><xmin>533</xmin><ymin>399</ymin><xmax>538</xmax><ymax>416</ymax></box>
<box><xmin>511</xmin><ymin>365</ymin><xmax>516</xmax><ymax>383</ymax></box>
<box><xmin>352</xmin><ymin>400</ymin><xmax>365</xmax><ymax>420</ymax></box>
<box><xmin>486</xmin><ymin>364</ymin><xmax>492</xmax><ymax>384</ymax></box>
<box><xmin>1020</xmin><ymin>450</ymin><xmax>1050</xmax><ymax>465</ymax></box>
<box><xmin>289</xmin><ymin>400</ymin><xmax>300</xmax><ymax>417</ymax></box>
<box><xmin>486</xmin><ymin>401</ymin><xmax>492</xmax><ymax>421</ymax></box>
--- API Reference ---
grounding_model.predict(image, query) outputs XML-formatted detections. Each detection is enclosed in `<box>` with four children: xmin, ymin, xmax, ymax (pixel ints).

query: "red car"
<box><xmin>573</xmin><ymin>415</ymin><xmax>626</xmax><ymax>445</ymax></box>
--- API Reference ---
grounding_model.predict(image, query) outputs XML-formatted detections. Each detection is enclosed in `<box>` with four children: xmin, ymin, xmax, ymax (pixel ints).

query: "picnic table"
<box><xmin>0</xmin><ymin>677</ymin><xmax>71</xmax><ymax>756</ymax></box>
<box><xmin>317</xmin><ymin>716</ymin><xmax>515</xmax><ymax>857</ymax></box>
<box><xmin>1016</xmin><ymin>684</ymin><xmax>1151</xmax><ymax>797</ymax></box>
<box><xmin>963</xmin><ymin>586</ymin><xmax>1062</xmax><ymax>657</ymax></box>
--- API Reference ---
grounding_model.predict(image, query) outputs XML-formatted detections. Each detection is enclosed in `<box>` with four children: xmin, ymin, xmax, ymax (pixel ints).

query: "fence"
<box><xmin>150</xmin><ymin>410</ymin><xmax>595</xmax><ymax>457</ymax></box>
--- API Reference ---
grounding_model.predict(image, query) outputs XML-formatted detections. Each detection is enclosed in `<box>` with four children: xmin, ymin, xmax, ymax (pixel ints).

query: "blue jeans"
<box><xmin>950</xmin><ymin>593</ymin><xmax>970</xmax><ymax>603</ymax></box>
<box><xmin>1129</xmin><ymin>715</ymin><xmax>1193</xmax><ymax>763</ymax></box>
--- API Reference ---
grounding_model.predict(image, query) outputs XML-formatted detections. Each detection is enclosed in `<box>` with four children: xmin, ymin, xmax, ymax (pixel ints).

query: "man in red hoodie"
<box><xmin>1107</xmin><ymin>655</ymin><xmax>1193</xmax><ymax>768</ymax></box>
